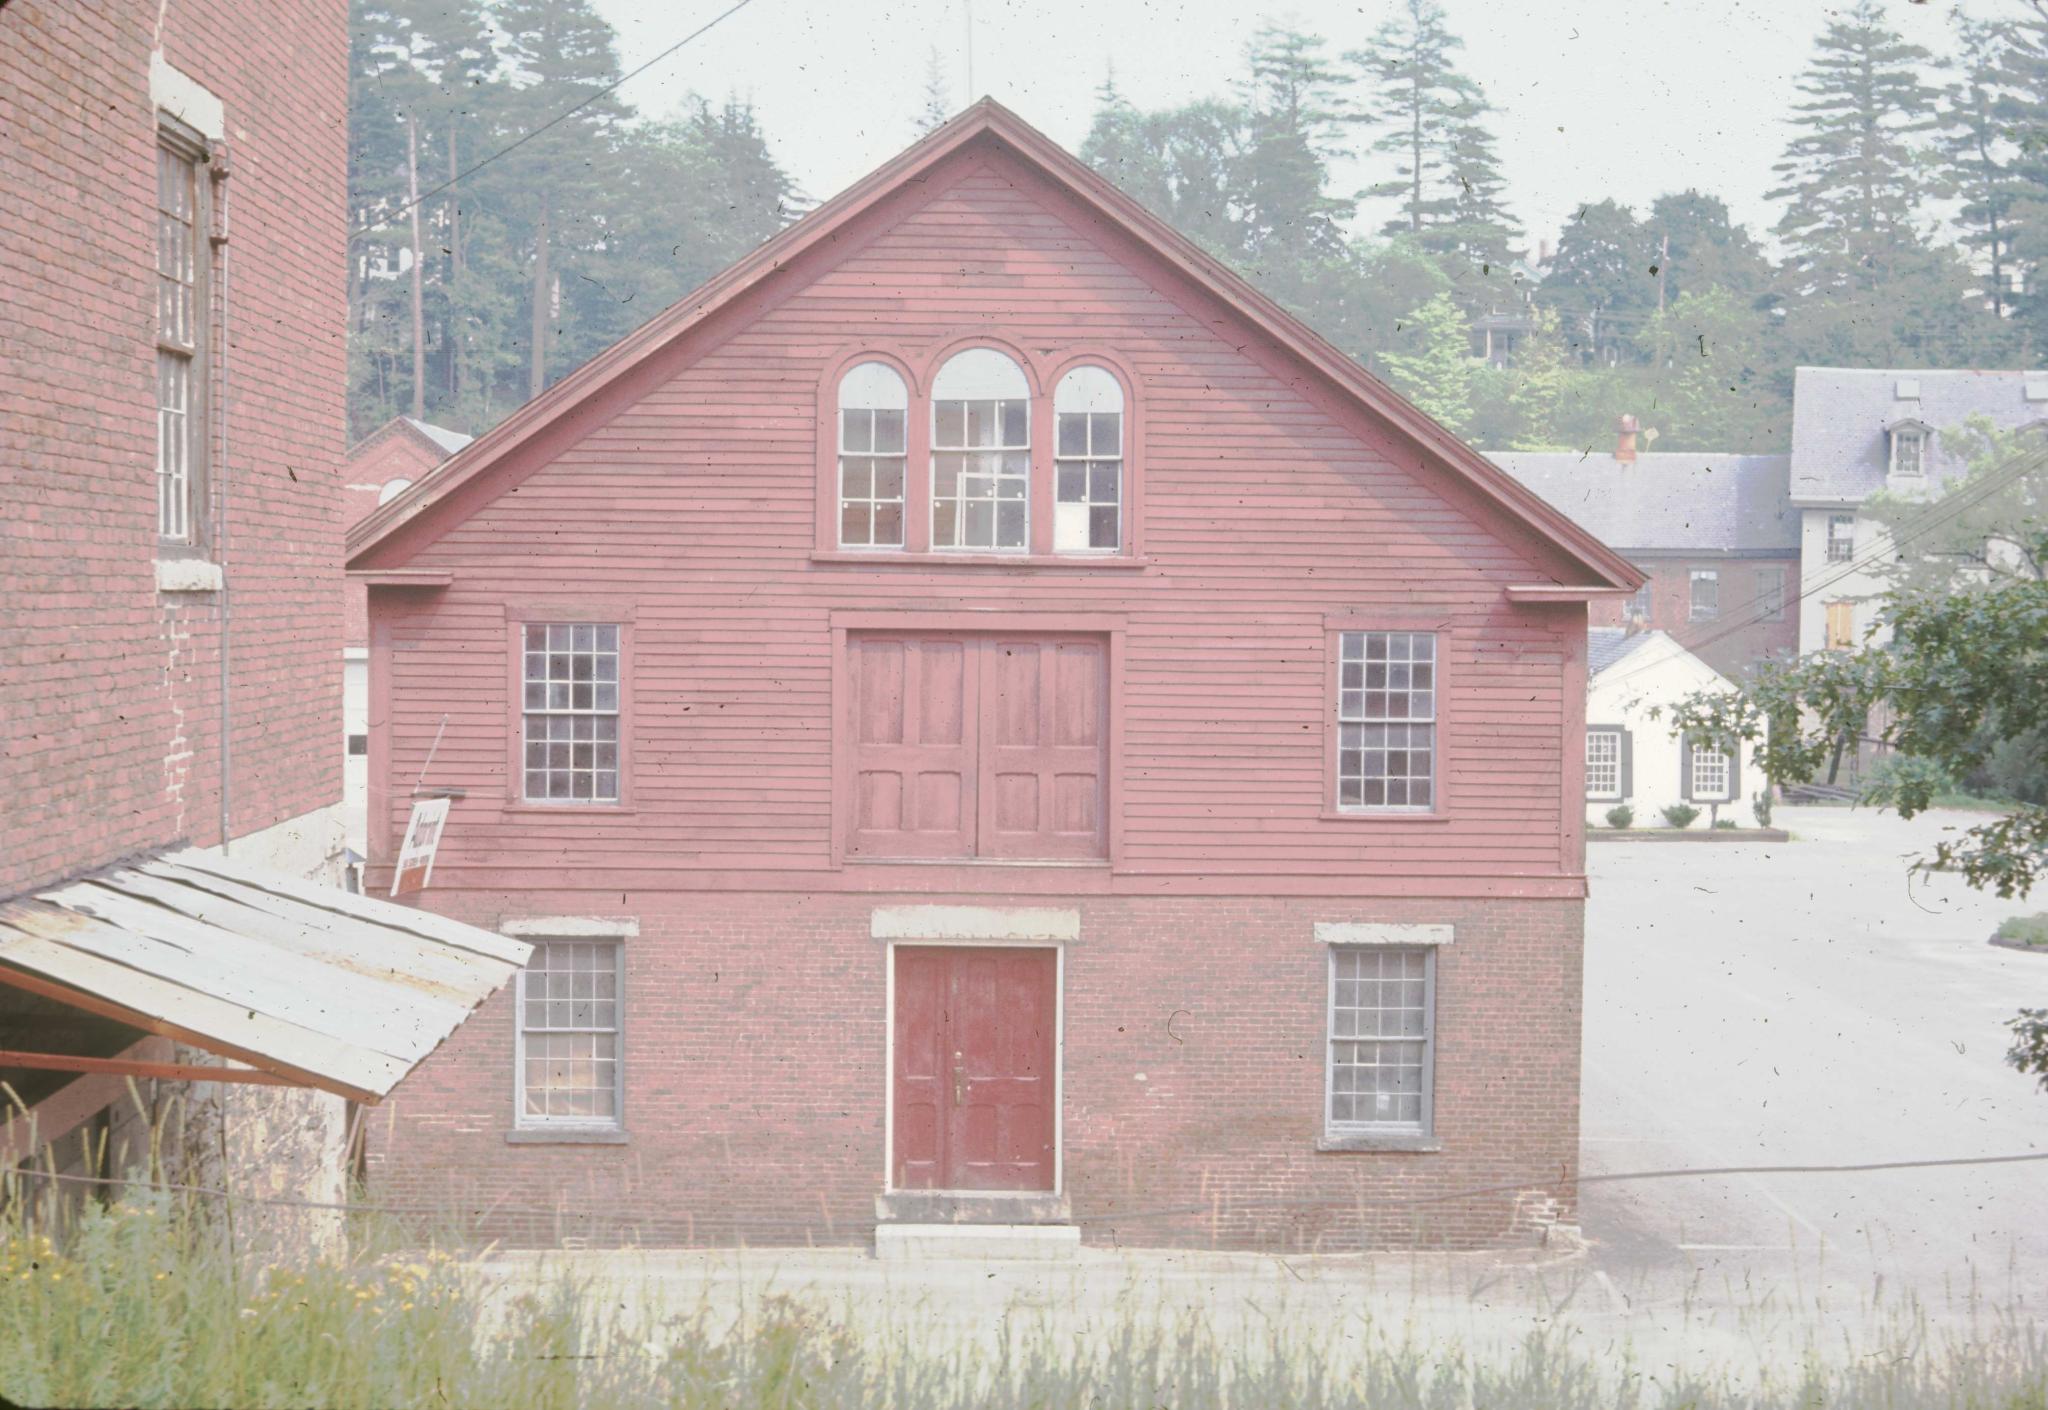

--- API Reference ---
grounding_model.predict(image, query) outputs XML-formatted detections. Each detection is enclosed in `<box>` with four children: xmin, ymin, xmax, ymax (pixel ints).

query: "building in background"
<box><xmin>0</xmin><ymin>1</ymin><xmax>518</xmax><ymax>1216</ymax></box>
<box><xmin>1788</xmin><ymin>367</ymin><xmax>2048</xmax><ymax>656</ymax></box>
<box><xmin>1490</xmin><ymin>442</ymin><xmax>1798</xmax><ymax>682</ymax></box>
<box><xmin>342</xmin><ymin>419</ymin><xmax>471</xmax><ymax>868</ymax></box>
<box><xmin>347</xmin><ymin>101</ymin><xmax>1640</xmax><ymax>1255</ymax></box>
<box><xmin>1583</xmin><ymin>629</ymin><xmax>1765</xmax><ymax>831</ymax></box>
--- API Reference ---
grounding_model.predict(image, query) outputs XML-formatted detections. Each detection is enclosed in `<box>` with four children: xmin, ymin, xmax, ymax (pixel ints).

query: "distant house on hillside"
<box><xmin>1490</xmin><ymin>436</ymin><xmax>1797</xmax><ymax>682</ymax></box>
<box><xmin>1585</xmin><ymin>629</ymin><xmax>1765</xmax><ymax>830</ymax></box>
<box><xmin>341</xmin><ymin>419</ymin><xmax>472</xmax><ymax>868</ymax></box>
<box><xmin>1789</xmin><ymin>367</ymin><xmax>2048</xmax><ymax>655</ymax></box>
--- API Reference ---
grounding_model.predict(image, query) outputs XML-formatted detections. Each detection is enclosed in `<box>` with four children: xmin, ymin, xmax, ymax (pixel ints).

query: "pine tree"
<box><xmin>1944</xmin><ymin>15</ymin><xmax>2024</xmax><ymax>319</ymax></box>
<box><xmin>1768</xmin><ymin>0</ymin><xmax>1943</xmax><ymax>289</ymax></box>
<box><xmin>1537</xmin><ymin>199</ymin><xmax>1655</xmax><ymax>363</ymax></box>
<box><xmin>1381</xmin><ymin>292</ymin><xmax>1474</xmax><ymax>436</ymax></box>
<box><xmin>1235</xmin><ymin>25</ymin><xmax>1354</xmax><ymax>264</ymax></box>
<box><xmin>1349</xmin><ymin>0</ymin><xmax>1517</xmax><ymax>276</ymax></box>
<box><xmin>915</xmin><ymin>47</ymin><xmax>951</xmax><ymax>136</ymax></box>
<box><xmin>1988</xmin><ymin>3</ymin><xmax>2048</xmax><ymax>350</ymax></box>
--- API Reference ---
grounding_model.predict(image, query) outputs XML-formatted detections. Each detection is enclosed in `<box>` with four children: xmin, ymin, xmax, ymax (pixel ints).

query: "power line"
<box><xmin>348</xmin><ymin>0</ymin><xmax>761</xmax><ymax>242</ymax></box>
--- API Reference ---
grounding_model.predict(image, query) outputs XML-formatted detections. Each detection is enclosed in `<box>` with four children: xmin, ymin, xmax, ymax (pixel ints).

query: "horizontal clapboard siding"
<box><xmin>373</xmin><ymin>154</ymin><xmax>1582</xmax><ymax>892</ymax></box>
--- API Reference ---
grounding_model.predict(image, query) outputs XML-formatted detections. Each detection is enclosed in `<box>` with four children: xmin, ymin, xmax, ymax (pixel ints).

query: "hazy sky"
<box><xmin>590</xmin><ymin>0</ymin><xmax>1975</xmax><ymax>247</ymax></box>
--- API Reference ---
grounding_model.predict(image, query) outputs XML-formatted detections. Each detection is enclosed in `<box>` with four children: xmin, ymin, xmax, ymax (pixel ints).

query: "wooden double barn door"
<box><xmin>845</xmin><ymin>634</ymin><xmax>1107</xmax><ymax>861</ymax></box>
<box><xmin>892</xmin><ymin>946</ymin><xmax>1057</xmax><ymax>1192</ymax></box>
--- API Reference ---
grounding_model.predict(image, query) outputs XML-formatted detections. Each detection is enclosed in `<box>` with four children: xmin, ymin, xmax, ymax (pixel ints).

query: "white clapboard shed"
<box><xmin>0</xmin><ymin>848</ymin><xmax>528</xmax><ymax>1104</ymax></box>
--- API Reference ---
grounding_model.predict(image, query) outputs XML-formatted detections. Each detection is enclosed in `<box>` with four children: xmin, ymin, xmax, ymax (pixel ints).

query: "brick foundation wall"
<box><xmin>365</xmin><ymin>890</ymin><xmax>1582</xmax><ymax>1251</ymax></box>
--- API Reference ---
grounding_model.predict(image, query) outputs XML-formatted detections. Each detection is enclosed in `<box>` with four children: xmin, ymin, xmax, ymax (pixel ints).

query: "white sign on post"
<box><xmin>390</xmin><ymin>797</ymin><xmax>452</xmax><ymax>897</ymax></box>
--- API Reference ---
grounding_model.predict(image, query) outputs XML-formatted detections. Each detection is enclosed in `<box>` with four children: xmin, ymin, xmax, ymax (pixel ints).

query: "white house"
<box><xmin>1788</xmin><ymin>367</ymin><xmax>2048</xmax><ymax>655</ymax></box>
<box><xmin>1586</xmin><ymin>629</ymin><xmax>1767</xmax><ymax>829</ymax></box>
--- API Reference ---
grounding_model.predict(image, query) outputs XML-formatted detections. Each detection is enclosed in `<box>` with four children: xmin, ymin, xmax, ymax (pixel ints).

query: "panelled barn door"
<box><xmin>892</xmin><ymin>946</ymin><xmax>1057</xmax><ymax>1192</ymax></box>
<box><xmin>846</xmin><ymin>635</ymin><xmax>1105</xmax><ymax>860</ymax></box>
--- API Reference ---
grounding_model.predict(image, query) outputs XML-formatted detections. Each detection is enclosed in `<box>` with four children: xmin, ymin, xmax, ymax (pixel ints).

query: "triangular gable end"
<box><xmin>347</xmin><ymin>99</ymin><xmax>1638</xmax><ymax>591</ymax></box>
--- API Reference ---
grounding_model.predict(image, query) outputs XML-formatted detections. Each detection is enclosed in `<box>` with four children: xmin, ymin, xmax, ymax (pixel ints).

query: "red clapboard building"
<box><xmin>347</xmin><ymin>102</ymin><xmax>1639</xmax><ymax>1252</ymax></box>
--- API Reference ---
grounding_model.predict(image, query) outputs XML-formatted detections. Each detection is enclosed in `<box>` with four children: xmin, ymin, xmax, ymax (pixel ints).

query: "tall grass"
<box><xmin>1</xmin><ymin>1184</ymin><xmax>2043</xmax><ymax>1409</ymax></box>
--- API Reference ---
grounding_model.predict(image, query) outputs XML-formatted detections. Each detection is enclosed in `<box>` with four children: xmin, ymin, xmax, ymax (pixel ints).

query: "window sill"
<box><xmin>847</xmin><ymin>856</ymin><xmax>1112</xmax><ymax>868</ymax></box>
<box><xmin>499</xmin><ymin>803</ymin><xmax>639</xmax><ymax>817</ymax></box>
<box><xmin>1319</xmin><ymin>810</ymin><xmax>1451</xmax><ymax>824</ymax></box>
<box><xmin>504</xmin><ymin>1127</ymin><xmax>629</xmax><ymax>1146</ymax></box>
<box><xmin>1316</xmin><ymin>1132</ymin><xmax>1440</xmax><ymax>1154</ymax></box>
<box><xmin>810</xmin><ymin>551</ymin><xmax>1151</xmax><ymax>570</ymax></box>
<box><xmin>156</xmin><ymin>558</ymin><xmax>223</xmax><ymax>593</ymax></box>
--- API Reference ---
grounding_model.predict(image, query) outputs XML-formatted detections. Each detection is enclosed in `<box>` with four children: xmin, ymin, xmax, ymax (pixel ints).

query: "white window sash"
<box><xmin>1324</xmin><ymin>945</ymin><xmax>1435</xmax><ymax>1138</ymax></box>
<box><xmin>514</xmin><ymin>940</ymin><xmax>625</xmax><ymax>1129</ymax></box>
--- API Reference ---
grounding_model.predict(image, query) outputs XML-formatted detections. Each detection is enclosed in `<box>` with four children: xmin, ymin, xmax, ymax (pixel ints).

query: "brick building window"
<box><xmin>1327</xmin><ymin>946</ymin><xmax>1434</xmax><ymax>1136</ymax></box>
<box><xmin>1335</xmin><ymin>631</ymin><xmax>1436</xmax><ymax>811</ymax></box>
<box><xmin>1755</xmin><ymin>569</ymin><xmax>1785</xmax><ymax>621</ymax></box>
<box><xmin>521</xmin><ymin>624</ymin><xmax>621</xmax><ymax>803</ymax></box>
<box><xmin>1625</xmin><ymin>580</ymin><xmax>1652</xmax><ymax>622</ymax></box>
<box><xmin>515</xmin><ymin>939</ymin><xmax>623</xmax><ymax>1128</ymax></box>
<box><xmin>156</xmin><ymin>123</ymin><xmax>209</xmax><ymax>547</ymax></box>
<box><xmin>1689</xmin><ymin>570</ymin><xmax>1719</xmax><ymax>621</ymax></box>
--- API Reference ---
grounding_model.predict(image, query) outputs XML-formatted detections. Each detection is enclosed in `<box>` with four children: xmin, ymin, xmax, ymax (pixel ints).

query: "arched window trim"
<box><xmin>1044</xmin><ymin>350</ymin><xmax>1140</xmax><ymax>557</ymax></box>
<box><xmin>835</xmin><ymin>361</ymin><xmax>910</xmax><ymax>550</ymax></box>
<box><xmin>1052</xmin><ymin>364</ymin><xmax>1126</xmax><ymax>554</ymax></box>
<box><xmin>929</xmin><ymin>345</ymin><xmax>1034</xmax><ymax>554</ymax></box>
<box><xmin>1887</xmin><ymin>418</ymin><xmax>1929</xmax><ymax>479</ymax></box>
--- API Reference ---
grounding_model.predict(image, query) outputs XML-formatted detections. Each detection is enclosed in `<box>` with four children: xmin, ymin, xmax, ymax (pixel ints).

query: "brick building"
<box><xmin>348</xmin><ymin>103</ymin><xmax>1639</xmax><ymax>1252</ymax></box>
<box><xmin>0</xmin><ymin>1</ymin><xmax>519</xmax><ymax>1210</ymax></box>
<box><xmin>1490</xmin><ymin>446</ymin><xmax>1799</xmax><ymax>682</ymax></box>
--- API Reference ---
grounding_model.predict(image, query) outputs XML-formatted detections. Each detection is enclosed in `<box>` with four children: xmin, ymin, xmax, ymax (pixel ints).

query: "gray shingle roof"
<box><xmin>1485</xmin><ymin>452</ymin><xmax>1796</xmax><ymax>554</ymax></box>
<box><xmin>1788</xmin><ymin>367</ymin><xmax>2048</xmax><ymax>504</ymax></box>
<box><xmin>1587</xmin><ymin>627</ymin><xmax>1661</xmax><ymax>677</ymax></box>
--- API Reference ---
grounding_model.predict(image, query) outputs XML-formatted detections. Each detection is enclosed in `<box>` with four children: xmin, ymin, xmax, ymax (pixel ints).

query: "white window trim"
<box><xmin>1053</xmin><ymin>365</ymin><xmax>1123</xmax><ymax>555</ymax></box>
<box><xmin>1689</xmin><ymin>744</ymin><xmax>1732</xmax><ymax>803</ymax></box>
<box><xmin>512</xmin><ymin>937</ymin><xmax>627</xmax><ymax>1136</ymax></box>
<box><xmin>1321</xmin><ymin>942</ymin><xmax>1438</xmax><ymax>1150</ymax></box>
<box><xmin>837</xmin><ymin>362</ymin><xmax>909</xmax><ymax>550</ymax></box>
<box><xmin>1890</xmin><ymin>427</ymin><xmax>1927</xmax><ymax>478</ymax></box>
<box><xmin>1586</xmin><ymin>728</ymin><xmax>1624</xmax><ymax>801</ymax></box>
<box><xmin>1334</xmin><ymin>630</ymin><xmax>1439</xmax><ymax>813</ymax></box>
<box><xmin>1689</xmin><ymin>569</ymin><xmax>1719</xmax><ymax>621</ymax></box>
<box><xmin>1826</xmin><ymin>514</ymin><xmax>1856</xmax><ymax>564</ymax></box>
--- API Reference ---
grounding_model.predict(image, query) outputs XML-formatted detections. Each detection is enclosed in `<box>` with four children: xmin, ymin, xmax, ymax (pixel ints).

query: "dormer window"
<box><xmin>837</xmin><ymin>362</ymin><xmax>909</xmax><ymax>549</ymax></box>
<box><xmin>1889</xmin><ymin>422</ymin><xmax>1928</xmax><ymax>479</ymax></box>
<box><xmin>931</xmin><ymin>349</ymin><xmax>1030</xmax><ymax>551</ymax></box>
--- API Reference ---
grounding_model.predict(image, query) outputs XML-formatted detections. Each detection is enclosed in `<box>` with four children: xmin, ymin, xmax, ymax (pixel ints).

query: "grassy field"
<box><xmin>1</xmin><ymin>1188</ymin><xmax>2045</xmax><ymax>1409</ymax></box>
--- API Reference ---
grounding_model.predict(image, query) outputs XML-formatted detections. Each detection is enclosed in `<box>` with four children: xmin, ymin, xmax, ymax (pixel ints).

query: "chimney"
<box><xmin>1615</xmin><ymin>414</ymin><xmax>1639</xmax><ymax>463</ymax></box>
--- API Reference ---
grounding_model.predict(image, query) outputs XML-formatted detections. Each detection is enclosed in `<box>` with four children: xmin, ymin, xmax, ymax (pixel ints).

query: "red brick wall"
<box><xmin>0</xmin><ymin>0</ymin><xmax>348</xmax><ymax>895</ymax></box>
<box><xmin>1590</xmin><ymin>554</ymin><xmax>1799</xmax><ymax>681</ymax></box>
<box><xmin>366</xmin><ymin>890</ymin><xmax>1583</xmax><ymax>1250</ymax></box>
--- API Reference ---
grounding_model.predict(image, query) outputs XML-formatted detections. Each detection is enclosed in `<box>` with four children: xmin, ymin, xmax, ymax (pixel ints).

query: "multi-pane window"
<box><xmin>1689</xmin><ymin>744</ymin><xmax>1731</xmax><ymax>801</ymax></box>
<box><xmin>1890</xmin><ymin>427</ymin><xmax>1926</xmax><ymax>478</ymax></box>
<box><xmin>521</xmin><ymin>624</ymin><xmax>620</xmax><ymax>803</ymax></box>
<box><xmin>1689</xmin><ymin>569</ymin><xmax>1719</xmax><ymax>621</ymax></box>
<box><xmin>931</xmin><ymin>348</ymin><xmax>1030</xmax><ymax>551</ymax></box>
<box><xmin>1053</xmin><ymin>366</ymin><xmax>1122</xmax><ymax>552</ymax></box>
<box><xmin>516</xmin><ymin>940</ymin><xmax>623</xmax><ymax>1126</ymax></box>
<box><xmin>1755</xmin><ymin>569</ymin><xmax>1784</xmax><ymax>621</ymax></box>
<box><xmin>1336</xmin><ymin>631</ymin><xmax>1436</xmax><ymax>811</ymax></box>
<box><xmin>156</xmin><ymin>136</ymin><xmax>203</xmax><ymax>543</ymax></box>
<box><xmin>1826</xmin><ymin>514</ymin><xmax>1855</xmax><ymax>563</ymax></box>
<box><xmin>1586</xmin><ymin>729</ymin><xmax>1623</xmax><ymax>799</ymax></box>
<box><xmin>837</xmin><ymin>362</ymin><xmax>908</xmax><ymax>548</ymax></box>
<box><xmin>1327</xmin><ymin>946</ymin><xmax>1434</xmax><ymax>1134</ymax></box>
<box><xmin>1625</xmin><ymin>581</ymin><xmax>1652</xmax><ymax>622</ymax></box>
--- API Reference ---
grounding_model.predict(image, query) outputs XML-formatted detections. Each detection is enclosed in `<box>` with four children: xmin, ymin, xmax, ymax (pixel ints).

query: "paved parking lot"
<box><xmin>482</xmin><ymin>806</ymin><xmax>2048</xmax><ymax>1371</ymax></box>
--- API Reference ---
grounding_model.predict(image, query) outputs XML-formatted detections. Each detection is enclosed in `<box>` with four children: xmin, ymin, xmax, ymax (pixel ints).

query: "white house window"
<box><xmin>837</xmin><ymin>362</ymin><xmax>908</xmax><ymax>548</ymax></box>
<box><xmin>522</xmin><ymin>623</ymin><xmax>620</xmax><ymax>803</ymax></box>
<box><xmin>931</xmin><ymin>348</ymin><xmax>1029</xmax><ymax>551</ymax></box>
<box><xmin>1054</xmin><ymin>366</ymin><xmax>1122</xmax><ymax>552</ymax></box>
<box><xmin>1890</xmin><ymin>426</ymin><xmax>1926</xmax><ymax>478</ymax></box>
<box><xmin>1586</xmin><ymin>729</ymin><xmax>1623</xmax><ymax>800</ymax></box>
<box><xmin>1689</xmin><ymin>570</ymin><xmax>1719</xmax><ymax>621</ymax></box>
<box><xmin>516</xmin><ymin>939</ymin><xmax>623</xmax><ymax>1126</ymax></box>
<box><xmin>1327</xmin><ymin>946</ymin><xmax>1434</xmax><ymax>1134</ymax></box>
<box><xmin>1826</xmin><ymin>514</ymin><xmax>1855</xmax><ymax>563</ymax></box>
<box><xmin>1689</xmin><ymin>744</ymin><xmax>1731</xmax><ymax>801</ymax></box>
<box><xmin>1336</xmin><ymin>631</ymin><xmax>1436</xmax><ymax>811</ymax></box>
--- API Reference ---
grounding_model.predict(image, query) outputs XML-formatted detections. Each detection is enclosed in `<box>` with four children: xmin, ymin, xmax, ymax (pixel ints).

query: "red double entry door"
<box><xmin>892</xmin><ymin>946</ymin><xmax>1057</xmax><ymax>1192</ymax></box>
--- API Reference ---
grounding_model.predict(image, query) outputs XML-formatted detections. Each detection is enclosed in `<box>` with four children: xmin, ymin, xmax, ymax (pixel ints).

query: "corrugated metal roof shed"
<box><xmin>0</xmin><ymin>849</ymin><xmax>527</xmax><ymax>1103</ymax></box>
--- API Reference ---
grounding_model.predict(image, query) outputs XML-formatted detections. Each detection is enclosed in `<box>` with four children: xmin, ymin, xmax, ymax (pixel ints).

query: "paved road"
<box><xmin>1581</xmin><ymin>805</ymin><xmax>2048</xmax><ymax>1318</ymax></box>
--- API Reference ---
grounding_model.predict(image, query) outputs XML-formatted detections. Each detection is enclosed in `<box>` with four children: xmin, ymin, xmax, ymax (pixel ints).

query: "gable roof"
<box><xmin>1587</xmin><ymin>627</ymin><xmax>1662</xmax><ymax>677</ymax></box>
<box><xmin>1789</xmin><ymin>367</ymin><xmax>2048</xmax><ymax>504</ymax></box>
<box><xmin>1587</xmin><ymin>628</ymin><xmax>1731</xmax><ymax>696</ymax></box>
<box><xmin>347</xmin><ymin>100</ymin><xmax>1637</xmax><ymax>590</ymax></box>
<box><xmin>344</xmin><ymin>415</ymin><xmax>473</xmax><ymax>469</ymax></box>
<box><xmin>1488</xmin><ymin>452</ymin><xmax>1795</xmax><ymax>555</ymax></box>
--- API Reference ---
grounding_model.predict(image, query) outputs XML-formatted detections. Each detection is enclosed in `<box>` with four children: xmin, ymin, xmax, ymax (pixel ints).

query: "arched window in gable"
<box><xmin>1054</xmin><ymin>366</ymin><xmax>1123</xmax><ymax>552</ymax></box>
<box><xmin>838</xmin><ymin>362</ymin><xmax>908</xmax><ymax>548</ymax></box>
<box><xmin>931</xmin><ymin>348</ymin><xmax>1029</xmax><ymax>551</ymax></box>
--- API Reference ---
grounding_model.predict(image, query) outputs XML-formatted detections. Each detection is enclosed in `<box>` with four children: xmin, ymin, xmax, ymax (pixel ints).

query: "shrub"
<box><xmin>1661</xmin><ymin>804</ymin><xmax>1700</xmax><ymax>830</ymax></box>
<box><xmin>1604</xmin><ymin>805</ymin><xmax>1634</xmax><ymax>830</ymax></box>
<box><xmin>1752</xmin><ymin>789</ymin><xmax>1773</xmax><ymax>826</ymax></box>
<box><xmin>1995</xmin><ymin>914</ymin><xmax>2048</xmax><ymax>948</ymax></box>
<box><xmin>1859</xmin><ymin>753</ymin><xmax>1958</xmax><ymax>808</ymax></box>
<box><xmin>1714</xmin><ymin>819</ymin><xmax>1737</xmax><ymax>829</ymax></box>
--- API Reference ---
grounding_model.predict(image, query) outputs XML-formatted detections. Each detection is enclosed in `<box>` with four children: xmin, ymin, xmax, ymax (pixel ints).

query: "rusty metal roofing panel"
<box><xmin>0</xmin><ymin>850</ymin><xmax>529</xmax><ymax>1103</ymax></box>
